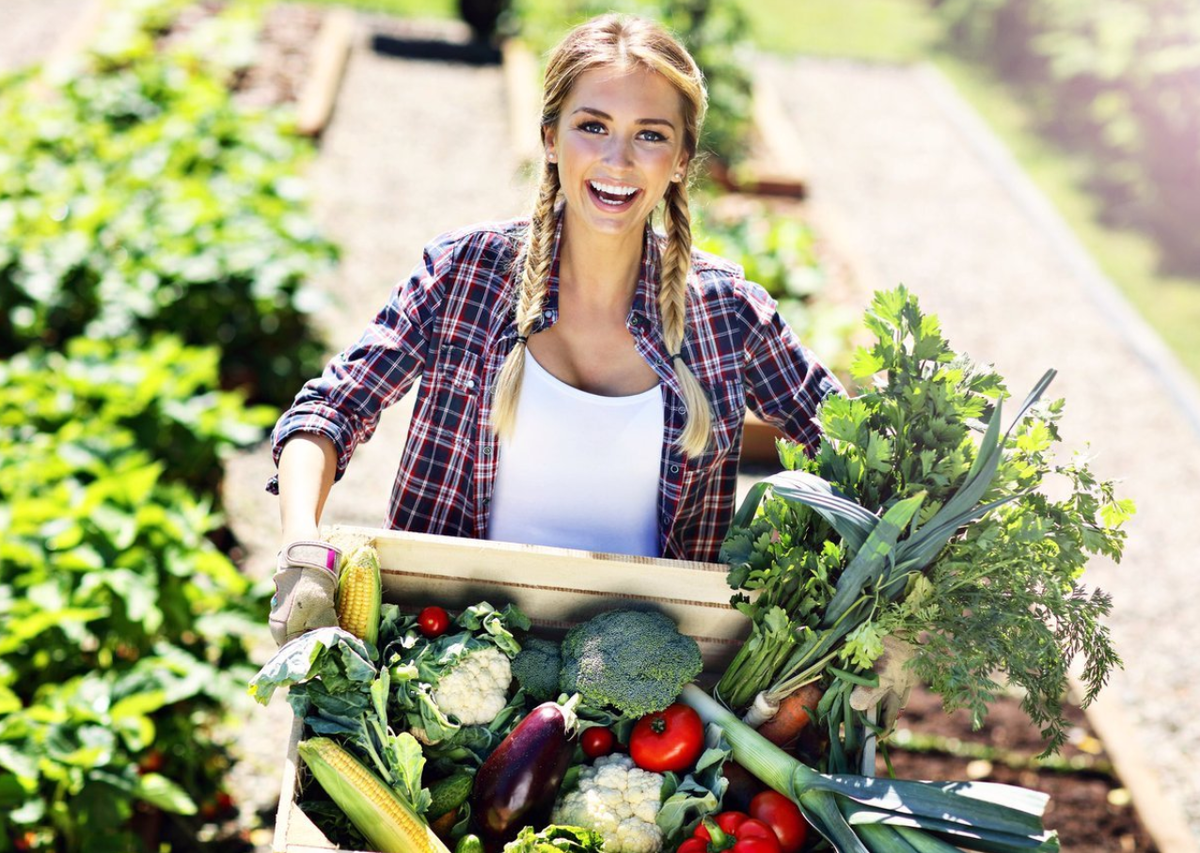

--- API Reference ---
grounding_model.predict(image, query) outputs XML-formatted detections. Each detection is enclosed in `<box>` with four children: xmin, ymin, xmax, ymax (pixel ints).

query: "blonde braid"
<box><xmin>490</xmin><ymin>164</ymin><xmax>561</xmax><ymax>439</ymax></box>
<box><xmin>660</xmin><ymin>179</ymin><xmax>712</xmax><ymax>457</ymax></box>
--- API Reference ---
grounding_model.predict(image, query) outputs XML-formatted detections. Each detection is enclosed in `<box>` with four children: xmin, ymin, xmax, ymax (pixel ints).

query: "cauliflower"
<box><xmin>552</xmin><ymin>754</ymin><xmax>665</xmax><ymax>853</ymax></box>
<box><xmin>433</xmin><ymin>645</ymin><xmax>512</xmax><ymax>725</ymax></box>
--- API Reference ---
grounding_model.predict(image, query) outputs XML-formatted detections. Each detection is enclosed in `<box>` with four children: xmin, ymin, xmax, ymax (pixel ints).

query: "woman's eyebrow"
<box><xmin>571</xmin><ymin>106</ymin><xmax>676</xmax><ymax>130</ymax></box>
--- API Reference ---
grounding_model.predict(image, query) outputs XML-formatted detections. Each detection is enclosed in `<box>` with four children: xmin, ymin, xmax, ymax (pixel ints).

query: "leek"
<box><xmin>680</xmin><ymin>685</ymin><xmax>1058</xmax><ymax>853</ymax></box>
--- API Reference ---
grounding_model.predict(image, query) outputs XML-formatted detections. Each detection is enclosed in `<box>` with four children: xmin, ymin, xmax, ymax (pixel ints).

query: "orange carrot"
<box><xmin>756</xmin><ymin>684</ymin><xmax>824</xmax><ymax>748</ymax></box>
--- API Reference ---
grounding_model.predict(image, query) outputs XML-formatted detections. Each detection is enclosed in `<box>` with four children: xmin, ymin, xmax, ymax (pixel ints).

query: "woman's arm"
<box><xmin>277</xmin><ymin>432</ymin><xmax>338</xmax><ymax>545</ymax></box>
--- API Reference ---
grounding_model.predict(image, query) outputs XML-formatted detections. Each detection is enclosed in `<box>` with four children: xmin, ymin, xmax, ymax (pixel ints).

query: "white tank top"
<box><xmin>486</xmin><ymin>349</ymin><xmax>664</xmax><ymax>557</ymax></box>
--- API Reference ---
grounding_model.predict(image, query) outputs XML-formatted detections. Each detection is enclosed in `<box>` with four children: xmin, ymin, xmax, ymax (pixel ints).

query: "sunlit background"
<box><xmin>2</xmin><ymin>0</ymin><xmax>1198</xmax><ymax>851</ymax></box>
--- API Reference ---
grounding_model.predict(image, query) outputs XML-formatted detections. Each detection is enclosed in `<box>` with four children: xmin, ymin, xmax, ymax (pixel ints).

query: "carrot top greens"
<box><xmin>719</xmin><ymin>286</ymin><xmax>1132</xmax><ymax>765</ymax></box>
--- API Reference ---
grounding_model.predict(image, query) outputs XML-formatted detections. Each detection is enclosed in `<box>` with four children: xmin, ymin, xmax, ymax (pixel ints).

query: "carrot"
<box><xmin>755</xmin><ymin>684</ymin><xmax>824</xmax><ymax>748</ymax></box>
<box><xmin>431</xmin><ymin>807</ymin><xmax>460</xmax><ymax>840</ymax></box>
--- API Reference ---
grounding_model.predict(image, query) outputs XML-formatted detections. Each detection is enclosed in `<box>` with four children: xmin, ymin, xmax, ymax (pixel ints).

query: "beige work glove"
<box><xmin>268</xmin><ymin>540</ymin><xmax>343</xmax><ymax>647</ymax></box>
<box><xmin>849</xmin><ymin>635</ymin><xmax>919</xmax><ymax>735</ymax></box>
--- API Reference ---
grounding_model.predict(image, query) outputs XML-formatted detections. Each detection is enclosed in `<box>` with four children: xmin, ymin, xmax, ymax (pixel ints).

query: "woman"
<box><xmin>266</xmin><ymin>14</ymin><xmax>842</xmax><ymax>646</ymax></box>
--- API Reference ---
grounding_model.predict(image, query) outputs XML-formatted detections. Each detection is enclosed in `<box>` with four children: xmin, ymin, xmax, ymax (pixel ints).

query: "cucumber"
<box><xmin>456</xmin><ymin>834</ymin><xmax>485</xmax><ymax>853</ymax></box>
<box><xmin>428</xmin><ymin>771</ymin><xmax>474</xmax><ymax>819</ymax></box>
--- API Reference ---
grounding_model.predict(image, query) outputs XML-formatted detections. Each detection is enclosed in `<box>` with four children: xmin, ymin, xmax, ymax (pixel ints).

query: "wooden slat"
<box><xmin>501</xmin><ymin>38</ymin><xmax>542</xmax><ymax>165</ymax></box>
<box><xmin>730</xmin><ymin>67</ymin><xmax>809</xmax><ymax>197</ymax></box>
<box><xmin>296</xmin><ymin>8</ymin><xmax>356</xmax><ymax>137</ymax></box>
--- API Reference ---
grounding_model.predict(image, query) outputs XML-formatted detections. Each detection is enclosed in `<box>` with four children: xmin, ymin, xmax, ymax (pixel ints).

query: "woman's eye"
<box><xmin>639</xmin><ymin>130</ymin><xmax>667</xmax><ymax>142</ymax></box>
<box><xmin>579</xmin><ymin>121</ymin><xmax>605</xmax><ymax>133</ymax></box>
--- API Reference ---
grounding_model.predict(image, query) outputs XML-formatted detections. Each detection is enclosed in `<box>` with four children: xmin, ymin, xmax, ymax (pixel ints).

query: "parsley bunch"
<box><xmin>719</xmin><ymin>286</ymin><xmax>1131</xmax><ymax>764</ymax></box>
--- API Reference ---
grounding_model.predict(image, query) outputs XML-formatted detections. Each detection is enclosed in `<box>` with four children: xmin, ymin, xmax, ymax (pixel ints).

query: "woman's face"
<box><xmin>545</xmin><ymin>65</ymin><xmax>690</xmax><ymax>245</ymax></box>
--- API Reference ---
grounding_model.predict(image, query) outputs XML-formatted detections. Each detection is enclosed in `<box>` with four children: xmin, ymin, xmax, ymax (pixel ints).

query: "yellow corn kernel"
<box><xmin>298</xmin><ymin>738</ymin><xmax>450</xmax><ymax>853</ymax></box>
<box><xmin>336</xmin><ymin>542</ymin><xmax>381</xmax><ymax>646</ymax></box>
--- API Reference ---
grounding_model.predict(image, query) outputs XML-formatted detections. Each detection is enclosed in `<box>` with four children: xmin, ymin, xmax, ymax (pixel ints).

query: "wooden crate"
<box><xmin>273</xmin><ymin>525</ymin><xmax>750</xmax><ymax>853</ymax></box>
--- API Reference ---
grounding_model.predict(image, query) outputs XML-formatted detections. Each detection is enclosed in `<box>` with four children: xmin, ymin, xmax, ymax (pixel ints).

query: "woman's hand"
<box><xmin>271</xmin><ymin>434</ymin><xmax>341</xmax><ymax>645</ymax></box>
<box><xmin>268</xmin><ymin>540</ymin><xmax>342</xmax><ymax>646</ymax></box>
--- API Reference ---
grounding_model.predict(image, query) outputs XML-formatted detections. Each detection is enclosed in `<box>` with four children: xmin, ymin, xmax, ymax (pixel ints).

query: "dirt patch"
<box><xmin>882</xmin><ymin>686</ymin><xmax>1157</xmax><ymax>852</ymax></box>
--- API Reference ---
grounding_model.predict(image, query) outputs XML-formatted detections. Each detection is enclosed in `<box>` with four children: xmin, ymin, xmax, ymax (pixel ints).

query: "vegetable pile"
<box><xmin>249</xmin><ymin>287</ymin><xmax>1131</xmax><ymax>853</ymax></box>
<box><xmin>249</xmin><ymin>552</ymin><xmax>733</xmax><ymax>853</ymax></box>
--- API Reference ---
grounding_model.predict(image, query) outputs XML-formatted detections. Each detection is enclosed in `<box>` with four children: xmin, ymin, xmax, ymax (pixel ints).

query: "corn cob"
<box><xmin>298</xmin><ymin>737</ymin><xmax>451</xmax><ymax>853</ymax></box>
<box><xmin>336</xmin><ymin>542</ymin><xmax>381</xmax><ymax>646</ymax></box>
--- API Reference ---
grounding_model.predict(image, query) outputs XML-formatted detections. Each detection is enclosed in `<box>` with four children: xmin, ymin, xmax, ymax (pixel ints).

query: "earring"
<box><xmin>548</xmin><ymin>153</ymin><xmax>557</xmax><ymax>163</ymax></box>
<box><xmin>673</xmin><ymin>172</ymin><xmax>682</xmax><ymax>181</ymax></box>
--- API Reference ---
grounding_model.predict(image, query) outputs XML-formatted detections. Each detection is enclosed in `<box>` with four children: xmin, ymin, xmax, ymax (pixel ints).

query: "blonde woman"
<box><xmin>266</xmin><ymin>14</ymin><xmax>841</xmax><ymax>646</ymax></box>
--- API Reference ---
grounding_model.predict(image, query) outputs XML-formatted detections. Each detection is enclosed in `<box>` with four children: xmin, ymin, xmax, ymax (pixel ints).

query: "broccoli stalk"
<box><xmin>559</xmin><ymin>610</ymin><xmax>703</xmax><ymax>718</ymax></box>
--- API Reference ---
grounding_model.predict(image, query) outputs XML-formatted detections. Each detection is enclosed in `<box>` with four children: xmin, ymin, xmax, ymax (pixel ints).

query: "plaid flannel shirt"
<box><xmin>268</xmin><ymin>216</ymin><xmax>842</xmax><ymax>563</ymax></box>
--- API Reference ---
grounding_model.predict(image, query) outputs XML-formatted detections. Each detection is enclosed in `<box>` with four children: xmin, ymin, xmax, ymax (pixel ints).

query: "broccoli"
<box><xmin>512</xmin><ymin>636</ymin><xmax>562</xmax><ymax>701</ymax></box>
<box><xmin>559</xmin><ymin>610</ymin><xmax>703</xmax><ymax>718</ymax></box>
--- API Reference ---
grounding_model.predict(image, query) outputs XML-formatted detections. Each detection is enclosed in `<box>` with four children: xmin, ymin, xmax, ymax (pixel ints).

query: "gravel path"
<box><xmin>0</xmin><ymin>0</ymin><xmax>89</xmax><ymax>74</ymax></box>
<box><xmin>757</xmin><ymin>55</ymin><xmax>1200</xmax><ymax>845</ymax></box>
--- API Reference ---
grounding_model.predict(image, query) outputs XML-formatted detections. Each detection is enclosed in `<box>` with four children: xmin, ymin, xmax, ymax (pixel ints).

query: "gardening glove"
<box><xmin>269</xmin><ymin>540</ymin><xmax>342</xmax><ymax>647</ymax></box>
<box><xmin>849</xmin><ymin>634</ymin><xmax>919</xmax><ymax>735</ymax></box>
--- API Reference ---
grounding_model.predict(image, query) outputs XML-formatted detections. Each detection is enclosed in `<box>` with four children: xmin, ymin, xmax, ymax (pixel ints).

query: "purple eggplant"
<box><xmin>470</xmin><ymin>695</ymin><xmax>580</xmax><ymax>853</ymax></box>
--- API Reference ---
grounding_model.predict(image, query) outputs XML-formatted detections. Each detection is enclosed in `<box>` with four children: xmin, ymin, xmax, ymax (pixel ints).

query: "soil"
<box><xmin>881</xmin><ymin>685</ymin><xmax>1158</xmax><ymax>852</ymax></box>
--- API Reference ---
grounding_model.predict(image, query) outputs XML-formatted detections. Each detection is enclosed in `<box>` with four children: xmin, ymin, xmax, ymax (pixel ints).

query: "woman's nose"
<box><xmin>602</xmin><ymin>134</ymin><xmax>635</xmax><ymax>167</ymax></box>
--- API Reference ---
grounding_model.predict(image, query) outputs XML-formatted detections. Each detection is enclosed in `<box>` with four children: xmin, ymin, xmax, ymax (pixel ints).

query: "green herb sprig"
<box><xmin>719</xmin><ymin>286</ymin><xmax>1132</xmax><ymax>762</ymax></box>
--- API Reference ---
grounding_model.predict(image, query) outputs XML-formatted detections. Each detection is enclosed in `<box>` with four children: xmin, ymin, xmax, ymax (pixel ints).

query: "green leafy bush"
<box><xmin>0</xmin><ymin>0</ymin><xmax>336</xmax><ymax>405</ymax></box>
<box><xmin>0</xmin><ymin>337</ymin><xmax>272</xmax><ymax>850</ymax></box>
<box><xmin>2</xmin><ymin>336</ymin><xmax>275</xmax><ymax>496</ymax></box>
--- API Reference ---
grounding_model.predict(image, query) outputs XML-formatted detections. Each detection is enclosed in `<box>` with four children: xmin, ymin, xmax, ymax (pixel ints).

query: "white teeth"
<box><xmin>589</xmin><ymin>180</ymin><xmax>637</xmax><ymax>197</ymax></box>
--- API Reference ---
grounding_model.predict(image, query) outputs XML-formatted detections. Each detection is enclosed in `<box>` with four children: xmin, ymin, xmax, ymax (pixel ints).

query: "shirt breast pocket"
<box><xmin>430</xmin><ymin>344</ymin><xmax>481</xmax><ymax>445</ymax></box>
<box><xmin>687</xmin><ymin>378</ymin><xmax>745</xmax><ymax>472</ymax></box>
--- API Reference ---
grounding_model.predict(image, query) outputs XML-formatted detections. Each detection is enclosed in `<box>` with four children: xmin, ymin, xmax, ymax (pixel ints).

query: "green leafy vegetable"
<box><xmin>719</xmin><ymin>286</ymin><xmax>1131</xmax><ymax>764</ymax></box>
<box><xmin>501</xmin><ymin>824</ymin><xmax>607</xmax><ymax>853</ymax></box>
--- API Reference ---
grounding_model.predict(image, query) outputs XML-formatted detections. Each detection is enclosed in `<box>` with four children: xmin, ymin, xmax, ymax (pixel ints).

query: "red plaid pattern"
<box><xmin>268</xmin><ymin>217</ymin><xmax>842</xmax><ymax>562</ymax></box>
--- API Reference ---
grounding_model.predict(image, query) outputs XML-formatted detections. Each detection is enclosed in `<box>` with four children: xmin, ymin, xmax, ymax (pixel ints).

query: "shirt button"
<box><xmin>465</xmin><ymin>379</ymin><xmax>475</xmax><ymax>390</ymax></box>
<box><xmin>482</xmin><ymin>445</ymin><xmax>492</xmax><ymax>456</ymax></box>
<box><xmin>630</xmin><ymin>315</ymin><xmax>640</xmax><ymax>326</ymax></box>
<box><xmin>669</xmin><ymin>464</ymin><xmax>680</xmax><ymax>474</ymax></box>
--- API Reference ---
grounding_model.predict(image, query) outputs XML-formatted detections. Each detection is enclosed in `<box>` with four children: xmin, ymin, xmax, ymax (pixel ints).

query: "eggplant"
<box><xmin>470</xmin><ymin>695</ymin><xmax>580</xmax><ymax>853</ymax></box>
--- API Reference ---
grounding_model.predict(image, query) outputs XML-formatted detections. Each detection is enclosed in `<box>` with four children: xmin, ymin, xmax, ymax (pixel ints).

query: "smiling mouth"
<box><xmin>588</xmin><ymin>179</ymin><xmax>640</xmax><ymax>208</ymax></box>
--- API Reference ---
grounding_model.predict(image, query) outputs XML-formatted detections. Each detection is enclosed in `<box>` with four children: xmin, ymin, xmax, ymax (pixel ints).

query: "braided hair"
<box><xmin>490</xmin><ymin>14</ymin><xmax>711</xmax><ymax>457</ymax></box>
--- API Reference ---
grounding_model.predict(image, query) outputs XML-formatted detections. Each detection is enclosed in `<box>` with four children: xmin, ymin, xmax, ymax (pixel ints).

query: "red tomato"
<box><xmin>581</xmin><ymin>726</ymin><xmax>616</xmax><ymax>759</ymax></box>
<box><xmin>629</xmin><ymin>703</ymin><xmax>704</xmax><ymax>772</ymax></box>
<box><xmin>417</xmin><ymin>606</ymin><xmax>451</xmax><ymax>638</ymax></box>
<box><xmin>749</xmin><ymin>791</ymin><xmax>809</xmax><ymax>853</ymax></box>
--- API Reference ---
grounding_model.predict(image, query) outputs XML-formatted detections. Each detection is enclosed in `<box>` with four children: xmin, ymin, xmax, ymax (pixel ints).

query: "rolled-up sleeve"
<box><xmin>266</xmin><ymin>235</ymin><xmax>456</xmax><ymax>493</ymax></box>
<box><xmin>741</xmin><ymin>281</ymin><xmax>844</xmax><ymax>451</ymax></box>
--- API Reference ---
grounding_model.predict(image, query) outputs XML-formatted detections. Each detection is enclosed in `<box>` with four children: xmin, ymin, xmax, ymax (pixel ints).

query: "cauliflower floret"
<box><xmin>552</xmin><ymin>754</ymin><xmax>665</xmax><ymax>853</ymax></box>
<box><xmin>432</xmin><ymin>646</ymin><xmax>512</xmax><ymax>725</ymax></box>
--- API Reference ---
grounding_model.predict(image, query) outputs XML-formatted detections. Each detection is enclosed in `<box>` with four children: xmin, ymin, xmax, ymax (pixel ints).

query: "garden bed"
<box><xmin>884</xmin><ymin>686</ymin><xmax>1157</xmax><ymax>852</ymax></box>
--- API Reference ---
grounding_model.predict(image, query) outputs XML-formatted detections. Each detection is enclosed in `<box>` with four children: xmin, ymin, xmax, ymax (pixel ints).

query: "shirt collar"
<box><xmin>513</xmin><ymin>213</ymin><xmax>667</xmax><ymax>336</ymax></box>
<box><xmin>630</xmin><ymin>223</ymin><xmax>664</xmax><ymax>331</ymax></box>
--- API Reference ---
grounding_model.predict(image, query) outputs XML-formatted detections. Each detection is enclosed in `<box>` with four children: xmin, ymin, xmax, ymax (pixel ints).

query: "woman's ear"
<box><xmin>544</xmin><ymin>127</ymin><xmax>557</xmax><ymax>164</ymax></box>
<box><xmin>673</xmin><ymin>154</ymin><xmax>690</xmax><ymax>181</ymax></box>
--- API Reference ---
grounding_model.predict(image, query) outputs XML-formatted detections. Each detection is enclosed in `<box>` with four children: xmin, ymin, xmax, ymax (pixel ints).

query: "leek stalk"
<box><xmin>679</xmin><ymin>685</ymin><xmax>1058</xmax><ymax>853</ymax></box>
